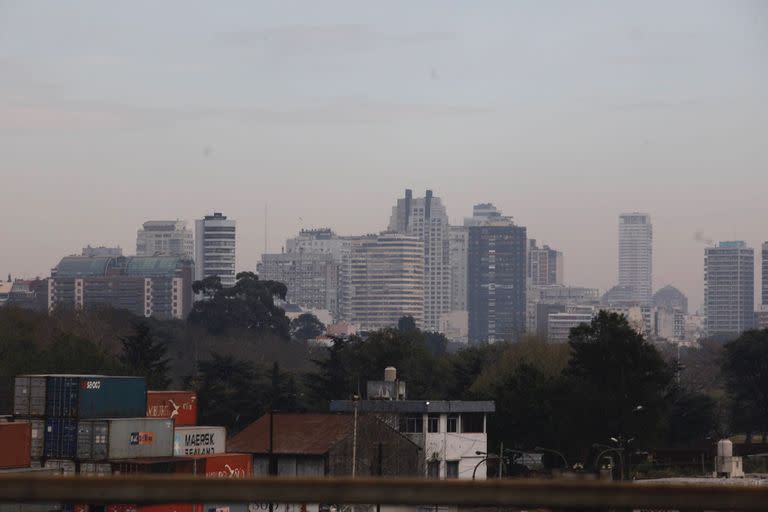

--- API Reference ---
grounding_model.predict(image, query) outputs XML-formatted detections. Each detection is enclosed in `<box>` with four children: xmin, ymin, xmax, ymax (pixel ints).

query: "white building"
<box><xmin>618</xmin><ymin>212</ymin><xmax>653</xmax><ymax>305</ymax></box>
<box><xmin>548</xmin><ymin>310</ymin><xmax>594</xmax><ymax>343</ymax></box>
<box><xmin>194</xmin><ymin>212</ymin><xmax>236</xmax><ymax>287</ymax></box>
<box><xmin>389</xmin><ymin>189</ymin><xmax>451</xmax><ymax>331</ymax></box>
<box><xmin>448</xmin><ymin>226</ymin><xmax>468</xmax><ymax>312</ymax></box>
<box><xmin>349</xmin><ymin>232</ymin><xmax>424</xmax><ymax>330</ymax></box>
<box><xmin>136</xmin><ymin>220</ymin><xmax>194</xmax><ymax>259</ymax></box>
<box><xmin>330</xmin><ymin>369</ymin><xmax>494</xmax><ymax>480</ymax></box>
<box><xmin>704</xmin><ymin>241</ymin><xmax>755</xmax><ymax>338</ymax></box>
<box><xmin>259</xmin><ymin>252</ymin><xmax>339</xmax><ymax>316</ymax></box>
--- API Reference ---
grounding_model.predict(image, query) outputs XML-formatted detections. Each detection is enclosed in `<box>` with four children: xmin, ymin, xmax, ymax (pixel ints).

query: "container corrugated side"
<box><xmin>194</xmin><ymin>453</ymin><xmax>253</xmax><ymax>478</ymax></box>
<box><xmin>30</xmin><ymin>420</ymin><xmax>44</xmax><ymax>459</ymax></box>
<box><xmin>146</xmin><ymin>391</ymin><xmax>197</xmax><ymax>426</ymax></box>
<box><xmin>0</xmin><ymin>423</ymin><xmax>31</xmax><ymax>469</ymax></box>
<box><xmin>78</xmin><ymin>377</ymin><xmax>146</xmax><ymax>419</ymax></box>
<box><xmin>173</xmin><ymin>427</ymin><xmax>225</xmax><ymax>456</ymax></box>
<box><xmin>79</xmin><ymin>462</ymin><xmax>112</xmax><ymax>477</ymax></box>
<box><xmin>45</xmin><ymin>377</ymin><xmax>80</xmax><ymax>418</ymax></box>
<box><xmin>43</xmin><ymin>459</ymin><xmax>76</xmax><ymax>476</ymax></box>
<box><xmin>44</xmin><ymin>418</ymin><xmax>78</xmax><ymax>459</ymax></box>
<box><xmin>106</xmin><ymin>418</ymin><xmax>174</xmax><ymax>460</ymax></box>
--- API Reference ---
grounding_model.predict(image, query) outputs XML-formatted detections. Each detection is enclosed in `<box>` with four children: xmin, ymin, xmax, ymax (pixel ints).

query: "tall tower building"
<box><xmin>137</xmin><ymin>220</ymin><xmax>194</xmax><ymax>259</ymax></box>
<box><xmin>528</xmin><ymin>239</ymin><xmax>564</xmax><ymax>286</ymax></box>
<box><xmin>388</xmin><ymin>189</ymin><xmax>451</xmax><ymax>331</ymax></box>
<box><xmin>448</xmin><ymin>226</ymin><xmax>468</xmax><ymax>311</ymax></box>
<box><xmin>194</xmin><ymin>212</ymin><xmax>236</xmax><ymax>287</ymax></box>
<box><xmin>704</xmin><ymin>241</ymin><xmax>754</xmax><ymax>338</ymax></box>
<box><xmin>467</xmin><ymin>208</ymin><xmax>527</xmax><ymax>343</ymax></box>
<box><xmin>349</xmin><ymin>233</ymin><xmax>424</xmax><ymax>331</ymax></box>
<box><xmin>618</xmin><ymin>212</ymin><xmax>653</xmax><ymax>305</ymax></box>
<box><xmin>762</xmin><ymin>242</ymin><xmax>768</xmax><ymax>309</ymax></box>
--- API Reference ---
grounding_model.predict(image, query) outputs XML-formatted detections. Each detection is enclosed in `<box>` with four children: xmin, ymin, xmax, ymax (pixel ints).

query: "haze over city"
<box><xmin>2</xmin><ymin>0</ymin><xmax>767</xmax><ymax>309</ymax></box>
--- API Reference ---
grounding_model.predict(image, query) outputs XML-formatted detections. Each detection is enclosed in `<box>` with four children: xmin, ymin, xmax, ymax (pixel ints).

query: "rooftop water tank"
<box><xmin>384</xmin><ymin>367</ymin><xmax>397</xmax><ymax>382</ymax></box>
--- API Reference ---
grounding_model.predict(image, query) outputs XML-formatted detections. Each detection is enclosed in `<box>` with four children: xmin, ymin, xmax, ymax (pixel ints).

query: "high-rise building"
<box><xmin>258</xmin><ymin>252</ymin><xmax>339</xmax><ymax>316</ymax></box>
<box><xmin>704</xmin><ymin>241</ymin><xmax>755</xmax><ymax>338</ymax></box>
<box><xmin>449</xmin><ymin>226</ymin><xmax>468</xmax><ymax>311</ymax></box>
<box><xmin>388</xmin><ymin>190</ymin><xmax>450</xmax><ymax>331</ymax></box>
<box><xmin>528</xmin><ymin>239</ymin><xmax>563</xmax><ymax>286</ymax></box>
<box><xmin>194</xmin><ymin>212</ymin><xmax>236</xmax><ymax>287</ymax></box>
<box><xmin>349</xmin><ymin>233</ymin><xmax>424</xmax><ymax>331</ymax></box>
<box><xmin>467</xmin><ymin>209</ymin><xmax>527</xmax><ymax>343</ymax></box>
<box><xmin>49</xmin><ymin>255</ymin><xmax>194</xmax><ymax>320</ymax></box>
<box><xmin>618</xmin><ymin>212</ymin><xmax>653</xmax><ymax>305</ymax></box>
<box><xmin>762</xmin><ymin>242</ymin><xmax>768</xmax><ymax>309</ymax></box>
<box><xmin>137</xmin><ymin>220</ymin><xmax>194</xmax><ymax>259</ymax></box>
<box><xmin>653</xmin><ymin>285</ymin><xmax>689</xmax><ymax>315</ymax></box>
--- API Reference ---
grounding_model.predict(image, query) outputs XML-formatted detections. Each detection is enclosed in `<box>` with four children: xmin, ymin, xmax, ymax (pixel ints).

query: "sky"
<box><xmin>1</xmin><ymin>0</ymin><xmax>767</xmax><ymax>310</ymax></box>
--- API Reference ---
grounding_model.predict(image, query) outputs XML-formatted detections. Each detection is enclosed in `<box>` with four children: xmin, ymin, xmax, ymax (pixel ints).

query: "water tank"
<box><xmin>384</xmin><ymin>367</ymin><xmax>397</xmax><ymax>382</ymax></box>
<box><xmin>717</xmin><ymin>439</ymin><xmax>733</xmax><ymax>458</ymax></box>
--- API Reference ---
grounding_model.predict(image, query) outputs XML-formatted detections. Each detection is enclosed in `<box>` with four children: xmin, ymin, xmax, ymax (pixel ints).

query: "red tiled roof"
<box><xmin>227</xmin><ymin>413</ymin><xmax>354</xmax><ymax>455</ymax></box>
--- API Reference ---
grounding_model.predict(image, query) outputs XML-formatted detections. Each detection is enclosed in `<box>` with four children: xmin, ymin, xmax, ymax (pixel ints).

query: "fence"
<box><xmin>2</xmin><ymin>475</ymin><xmax>768</xmax><ymax>511</ymax></box>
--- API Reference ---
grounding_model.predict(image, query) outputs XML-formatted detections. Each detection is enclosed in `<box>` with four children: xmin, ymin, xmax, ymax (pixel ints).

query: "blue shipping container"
<box><xmin>43</xmin><ymin>376</ymin><xmax>147</xmax><ymax>419</ymax></box>
<box><xmin>44</xmin><ymin>418</ymin><xmax>78</xmax><ymax>459</ymax></box>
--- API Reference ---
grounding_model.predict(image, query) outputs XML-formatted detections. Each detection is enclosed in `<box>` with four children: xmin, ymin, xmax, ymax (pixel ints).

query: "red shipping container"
<box><xmin>194</xmin><ymin>453</ymin><xmax>253</xmax><ymax>478</ymax></box>
<box><xmin>106</xmin><ymin>505</ymin><xmax>138</xmax><ymax>512</ymax></box>
<box><xmin>146</xmin><ymin>391</ymin><xmax>197</xmax><ymax>426</ymax></box>
<box><xmin>140</xmin><ymin>505</ymin><xmax>195</xmax><ymax>512</ymax></box>
<box><xmin>0</xmin><ymin>422</ymin><xmax>31</xmax><ymax>469</ymax></box>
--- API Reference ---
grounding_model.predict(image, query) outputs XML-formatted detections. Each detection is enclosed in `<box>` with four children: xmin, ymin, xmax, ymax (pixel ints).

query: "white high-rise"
<box><xmin>137</xmin><ymin>220</ymin><xmax>194</xmax><ymax>259</ymax></box>
<box><xmin>194</xmin><ymin>212</ymin><xmax>236</xmax><ymax>287</ymax></box>
<box><xmin>618</xmin><ymin>212</ymin><xmax>653</xmax><ymax>305</ymax></box>
<box><xmin>389</xmin><ymin>189</ymin><xmax>451</xmax><ymax>331</ymax></box>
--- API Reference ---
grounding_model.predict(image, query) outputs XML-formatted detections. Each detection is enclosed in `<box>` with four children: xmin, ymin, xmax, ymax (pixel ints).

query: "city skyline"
<box><xmin>2</xmin><ymin>1</ymin><xmax>767</xmax><ymax>311</ymax></box>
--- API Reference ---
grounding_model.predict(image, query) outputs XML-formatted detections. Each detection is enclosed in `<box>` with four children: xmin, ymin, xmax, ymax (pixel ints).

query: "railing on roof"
<box><xmin>2</xmin><ymin>476</ymin><xmax>768</xmax><ymax>511</ymax></box>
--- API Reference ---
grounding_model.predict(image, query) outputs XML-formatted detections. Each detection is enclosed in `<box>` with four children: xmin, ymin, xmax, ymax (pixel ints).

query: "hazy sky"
<box><xmin>2</xmin><ymin>0</ymin><xmax>767</xmax><ymax>310</ymax></box>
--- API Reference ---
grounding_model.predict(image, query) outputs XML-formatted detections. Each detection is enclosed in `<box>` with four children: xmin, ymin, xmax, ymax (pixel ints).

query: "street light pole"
<box><xmin>534</xmin><ymin>447</ymin><xmax>569</xmax><ymax>470</ymax></box>
<box><xmin>352</xmin><ymin>395</ymin><xmax>359</xmax><ymax>478</ymax></box>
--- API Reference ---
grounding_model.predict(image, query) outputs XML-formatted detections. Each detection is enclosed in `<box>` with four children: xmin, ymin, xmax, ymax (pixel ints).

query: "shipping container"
<box><xmin>30</xmin><ymin>420</ymin><xmax>44</xmax><ymax>459</ymax></box>
<box><xmin>192</xmin><ymin>453</ymin><xmax>252</xmax><ymax>478</ymax></box>
<box><xmin>104</xmin><ymin>418</ymin><xmax>174</xmax><ymax>460</ymax></box>
<box><xmin>146</xmin><ymin>392</ymin><xmax>197</xmax><ymax>426</ymax></box>
<box><xmin>0</xmin><ymin>504</ymin><xmax>62</xmax><ymax>512</ymax></box>
<box><xmin>13</xmin><ymin>376</ymin><xmax>46</xmax><ymax>417</ymax></box>
<box><xmin>44</xmin><ymin>418</ymin><xmax>78</xmax><ymax>459</ymax></box>
<box><xmin>139</xmin><ymin>505</ymin><xmax>195</xmax><ymax>512</ymax></box>
<box><xmin>44</xmin><ymin>459</ymin><xmax>76</xmax><ymax>476</ymax></box>
<box><xmin>106</xmin><ymin>506</ymin><xmax>138</xmax><ymax>512</ymax></box>
<box><xmin>0</xmin><ymin>422</ymin><xmax>31</xmax><ymax>469</ymax></box>
<box><xmin>77</xmin><ymin>421</ymin><xmax>109</xmax><ymax>460</ymax></box>
<box><xmin>173</xmin><ymin>427</ymin><xmax>225</xmax><ymax>457</ymax></box>
<box><xmin>43</xmin><ymin>375</ymin><xmax>147</xmax><ymax>419</ymax></box>
<box><xmin>79</xmin><ymin>462</ymin><xmax>112</xmax><ymax>477</ymax></box>
<box><xmin>113</xmin><ymin>457</ymin><xmax>193</xmax><ymax>475</ymax></box>
<box><xmin>0</xmin><ymin>467</ymin><xmax>61</xmax><ymax>476</ymax></box>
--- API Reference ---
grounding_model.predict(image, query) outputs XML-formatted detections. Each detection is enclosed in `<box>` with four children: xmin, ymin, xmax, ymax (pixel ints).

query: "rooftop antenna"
<box><xmin>264</xmin><ymin>203</ymin><xmax>268</xmax><ymax>254</ymax></box>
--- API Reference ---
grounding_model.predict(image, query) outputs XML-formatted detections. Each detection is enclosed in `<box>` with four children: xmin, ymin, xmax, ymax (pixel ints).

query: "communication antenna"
<box><xmin>264</xmin><ymin>203</ymin><xmax>268</xmax><ymax>254</ymax></box>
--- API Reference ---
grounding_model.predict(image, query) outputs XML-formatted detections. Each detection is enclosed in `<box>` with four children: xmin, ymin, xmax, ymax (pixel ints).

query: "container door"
<box><xmin>30</xmin><ymin>419</ymin><xmax>44</xmax><ymax>459</ymax></box>
<box><xmin>77</xmin><ymin>421</ymin><xmax>93</xmax><ymax>460</ymax></box>
<box><xmin>93</xmin><ymin>421</ymin><xmax>109</xmax><ymax>461</ymax></box>
<box><xmin>29</xmin><ymin>377</ymin><xmax>47</xmax><ymax>416</ymax></box>
<box><xmin>13</xmin><ymin>376</ymin><xmax>30</xmax><ymax>416</ymax></box>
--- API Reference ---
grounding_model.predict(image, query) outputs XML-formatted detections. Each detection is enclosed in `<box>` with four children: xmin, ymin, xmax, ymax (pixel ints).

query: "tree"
<box><xmin>188</xmin><ymin>272</ymin><xmax>290</xmax><ymax>339</ymax></box>
<box><xmin>304</xmin><ymin>336</ymin><xmax>354</xmax><ymax>408</ymax></box>
<box><xmin>565</xmin><ymin>311</ymin><xmax>674</xmax><ymax>451</ymax></box>
<box><xmin>397</xmin><ymin>316</ymin><xmax>418</xmax><ymax>332</ymax></box>
<box><xmin>722</xmin><ymin>329</ymin><xmax>768</xmax><ymax>440</ymax></box>
<box><xmin>290</xmin><ymin>313</ymin><xmax>325</xmax><ymax>342</ymax></box>
<box><xmin>119</xmin><ymin>321</ymin><xmax>171</xmax><ymax>389</ymax></box>
<box><xmin>193</xmin><ymin>353</ymin><xmax>266</xmax><ymax>434</ymax></box>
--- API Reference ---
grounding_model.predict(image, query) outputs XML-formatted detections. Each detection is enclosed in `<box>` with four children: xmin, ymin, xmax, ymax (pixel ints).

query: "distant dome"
<box><xmin>653</xmin><ymin>285</ymin><xmax>689</xmax><ymax>314</ymax></box>
<box><xmin>601</xmin><ymin>285</ymin><xmax>637</xmax><ymax>306</ymax></box>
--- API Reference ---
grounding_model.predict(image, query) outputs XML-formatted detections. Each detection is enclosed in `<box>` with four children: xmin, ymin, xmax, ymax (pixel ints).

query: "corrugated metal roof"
<box><xmin>55</xmin><ymin>256</ymin><xmax>113</xmax><ymax>277</ymax></box>
<box><xmin>329</xmin><ymin>400</ymin><xmax>495</xmax><ymax>414</ymax></box>
<box><xmin>227</xmin><ymin>413</ymin><xmax>355</xmax><ymax>455</ymax></box>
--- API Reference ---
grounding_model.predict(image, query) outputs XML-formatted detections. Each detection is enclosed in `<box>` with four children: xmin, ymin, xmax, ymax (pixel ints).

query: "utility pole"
<box><xmin>352</xmin><ymin>395</ymin><xmax>359</xmax><ymax>477</ymax></box>
<box><xmin>498</xmin><ymin>441</ymin><xmax>504</xmax><ymax>478</ymax></box>
<box><xmin>376</xmin><ymin>442</ymin><xmax>383</xmax><ymax>512</ymax></box>
<box><xmin>268</xmin><ymin>407</ymin><xmax>275</xmax><ymax>512</ymax></box>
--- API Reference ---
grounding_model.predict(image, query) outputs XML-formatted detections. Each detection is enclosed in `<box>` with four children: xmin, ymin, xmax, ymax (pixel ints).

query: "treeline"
<box><xmin>3</xmin><ymin>271</ymin><xmax>768</xmax><ymax>471</ymax></box>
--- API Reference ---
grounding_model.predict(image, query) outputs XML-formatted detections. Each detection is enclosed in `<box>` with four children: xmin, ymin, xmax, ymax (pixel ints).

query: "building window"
<box><xmin>446</xmin><ymin>461</ymin><xmax>459</xmax><ymax>479</ymax></box>
<box><xmin>461</xmin><ymin>413</ymin><xmax>484</xmax><ymax>433</ymax></box>
<box><xmin>427</xmin><ymin>414</ymin><xmax>439</xmax><ymax>433</ymax></box>
<box><xmin>447</xmin><ymin>414</ymin><xmax>458</xmax><ymax>433</ymax></box>
<box><xmin>400</xmin><ymin>414</ymin><xmax>423</xmax><ymax>433</ymax></box>
<box><xmin>427</xmin><ymin>460</ymin><xmax>440</xmax><ymax>479</ymax></box>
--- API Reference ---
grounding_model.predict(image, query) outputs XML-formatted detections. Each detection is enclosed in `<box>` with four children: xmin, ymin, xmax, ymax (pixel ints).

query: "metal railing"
<box><xmin>2</xmin><ymin>475</ymin><xmax>768</xmax><ymax>511</ymax></box>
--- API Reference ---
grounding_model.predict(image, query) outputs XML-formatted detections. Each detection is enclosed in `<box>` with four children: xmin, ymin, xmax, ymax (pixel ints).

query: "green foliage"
<box><xmin>189</xmin><ymin>272</ymin><xmax>290</xmax><ymax>339</ymax></box>
<box><xmin>565</xmin><ymin>311</ymin><xmax>674</xmax><ymax>448</ymax></box>
<box><xmin>397</xmin><ymin>316</ymin><xmax>418</xmax><ymax>332</ymax></box>
<box><xmin>722</xmin><ymin>329</ymin><xmax>768</xmax><ymax>436</ymax></box>
<box><xmin>665</xmin><ymin>390</ymin><xmax>717</xmax><ymax>446</ymax></box>
<box><xmin>290</xmin><ymin>313</ymin><xmax>325</xmax><ymax>342</ymax></box>
<box><xmin>119</xmin><ymin>321</ymin><xmax>171</xmax><ymax>389</ymax></box>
